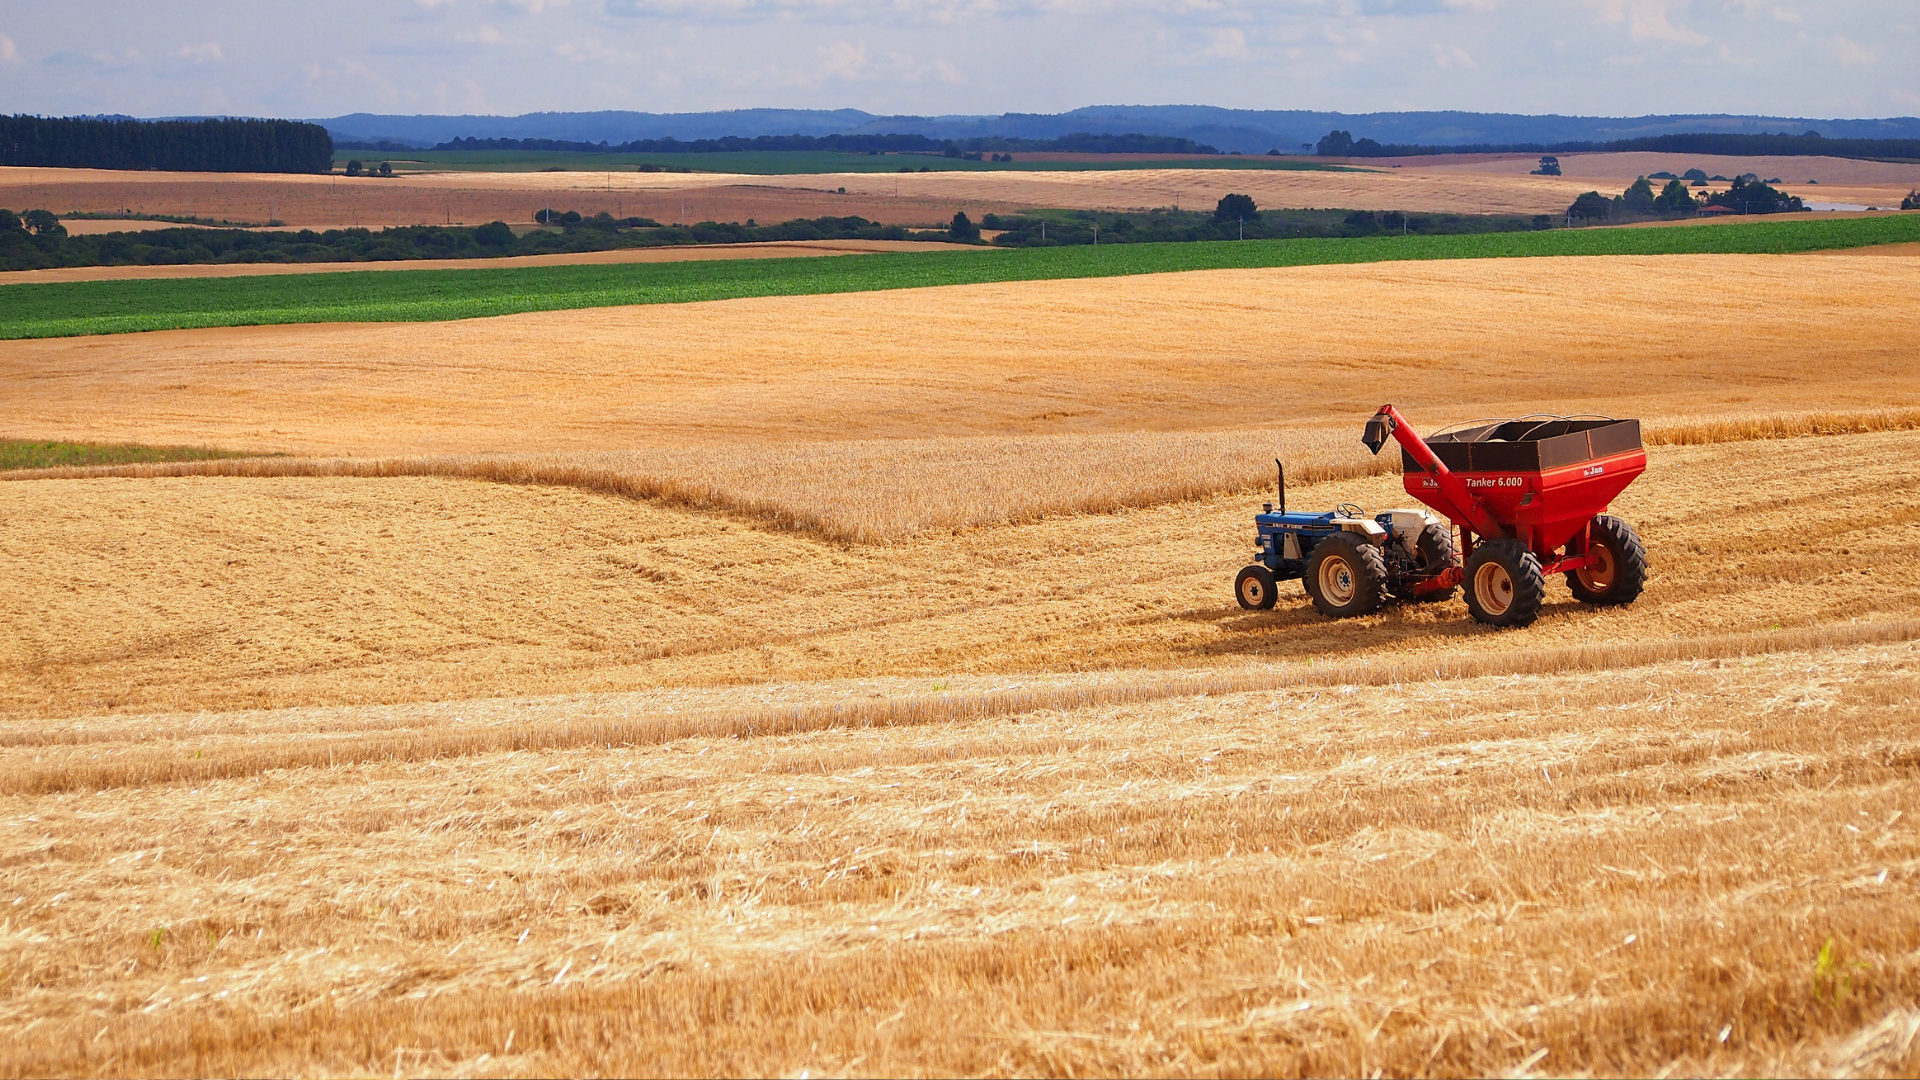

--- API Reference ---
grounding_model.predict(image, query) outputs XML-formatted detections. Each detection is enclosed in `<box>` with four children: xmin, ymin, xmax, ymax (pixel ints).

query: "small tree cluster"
<box><xmin>1213</xmin><ymin>193</ymin><xmax>1259</xmax><ymax>223</ymax></box>
<box><xmin>0</xmin><ymin>208</ymin><xmax>64</xmax><ymax>236</ymax></box>
<box><xmin>1703</xmin><ymin>175</ymin><xmax>1805</xmax><ymax>214</ymax></box>
<box><xmin>1567</xmin><ymin>176</ymin><xmax>1705</xmax><ymax>223</ymax></box>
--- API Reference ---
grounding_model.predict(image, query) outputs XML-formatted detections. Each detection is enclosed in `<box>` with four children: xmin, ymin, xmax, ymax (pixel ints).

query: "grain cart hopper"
<box><xmin>1234</xmin><ymin>405</ymin><xmax>1648</xmax><ymax>627</ymax></box>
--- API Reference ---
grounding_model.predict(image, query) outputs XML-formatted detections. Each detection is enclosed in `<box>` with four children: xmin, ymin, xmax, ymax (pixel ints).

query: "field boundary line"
<box><xmin>10</xmin><ymin>618</ymin><xmax>1917</xmax><ymax>795</ymax></box>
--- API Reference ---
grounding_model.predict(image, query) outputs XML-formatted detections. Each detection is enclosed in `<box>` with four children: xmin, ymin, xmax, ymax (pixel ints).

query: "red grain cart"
<box><xmin>1364</xmin><ymin>405</ymin><xmax>1649</xmax><ymax>627</ymax></box>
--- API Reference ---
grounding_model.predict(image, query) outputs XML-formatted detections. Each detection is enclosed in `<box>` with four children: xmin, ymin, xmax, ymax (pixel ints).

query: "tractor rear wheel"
<box><xmin>1463</xmin><ymin>538</ymin><xmax>1545</xmax><ymax>627</ymax></box>
<box><xmin>1567</xmin><ymin>515</ymin><xmax>1647</xmax><ymax>605</ymax></box>
<box><xmin>1234</xmin><ymin>565</ymin><xmax>1279</xmax><ymax>610</ymax></box>
<box><xmin>1304</xmin><ymin>532</ymin><xmax>1389</xmax><ymax>618</ymax></box>
<box><xmin>1395</xmin><ymin>522</ymin><xmax>1459</xmax><ymax>603</ymax></box>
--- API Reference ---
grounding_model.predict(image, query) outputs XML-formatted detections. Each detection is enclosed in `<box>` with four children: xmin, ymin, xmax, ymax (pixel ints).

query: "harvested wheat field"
<box><xmin>4</xmin><ymin>426</ymin><xmax>1920</xmax><ymax>716</ymax></box>
<box><xmin>4</xmin><ymin>433</ymin><xmax>1920</xmax><ymax>1076</ymax></box>
<box><xmin>0</xmin><ymin>166</ymin><xmax>998</xmax><ymax>232</ymax></box>
<box><xmin>5</xmin><ymin>245</ymin><xmax>1920</xmax><ymax>1075</ymax></box>
<box><xmin>3</xmin><ymin>253</ymin><xmax>1916</xmax><ymax>458</ymax></box>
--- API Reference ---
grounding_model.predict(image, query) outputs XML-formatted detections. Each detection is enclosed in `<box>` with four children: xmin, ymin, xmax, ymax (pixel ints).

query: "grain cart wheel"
<box><xmin>1235</xmin><ymin>565</ymin><xmax>1279</xmax><ymax>611</ymax></box>
<box><xmin>1394</xmin><ymin>522</ymin><xmax>1459</xmax><ymax>603</ymax></box>
<box><xmin>1303</xmin><ymin>532</ymin><xmax>1389</xmax><ymax>618</ymax></box>
<box><xmin>1463</xmin><ymin>538</ymin><xmax>1545</xmax><ymax>628</ymax></box>
<box><xmin>1567</xmin><ymin>514</ymin><xmax>1648</xmax><ymax>605</ymax></box>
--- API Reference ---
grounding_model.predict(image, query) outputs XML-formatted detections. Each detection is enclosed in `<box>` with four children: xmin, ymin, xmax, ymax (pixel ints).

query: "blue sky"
<box><xmin>1</xmin><ymin>1</ymin><xmax>1913</xmax><ymax>119</ymax></box>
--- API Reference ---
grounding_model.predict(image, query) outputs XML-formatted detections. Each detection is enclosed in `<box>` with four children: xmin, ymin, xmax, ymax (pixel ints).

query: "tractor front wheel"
<box><xmin>1464</xmin><ymin>538</ymin><xmax>1545</xmax><ymax>628</ymax></box>
<box><xmin>1304</xmin><ymin>533</ymin><xmax>1389</xmax><ymax>618</ymax></box>
<box><xmin>1234</xmin><ymin>565</ymin><xmax>1279</xmax><ymax>610</ymax></box>
<box><xmin>1567</xmin><ymin>514</ymin><xmax>1648</xmax><ymax>605</ymax></box>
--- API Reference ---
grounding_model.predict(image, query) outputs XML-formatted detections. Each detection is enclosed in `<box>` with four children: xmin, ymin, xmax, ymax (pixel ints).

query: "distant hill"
<box><xmin>316</xmin><ymin>106</ymin><xmax>1920</xmax><ymax>155</ymax></box>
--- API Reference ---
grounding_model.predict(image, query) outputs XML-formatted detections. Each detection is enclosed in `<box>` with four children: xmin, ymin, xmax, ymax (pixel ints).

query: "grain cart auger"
<box><xmin>1233</xmin><ymin>405</ymin><xmax>1648</xmax><ymax>628</ymax></box>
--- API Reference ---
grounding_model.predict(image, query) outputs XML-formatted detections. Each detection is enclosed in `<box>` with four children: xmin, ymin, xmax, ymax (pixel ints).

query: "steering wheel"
<box><xmin>1335</xmin><ymin>503</ymin><xmax>1365</xmax><ymax>519</ymax></box>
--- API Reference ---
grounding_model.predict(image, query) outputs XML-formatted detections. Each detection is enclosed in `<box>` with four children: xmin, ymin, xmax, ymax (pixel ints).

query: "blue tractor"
<box><xmin>1233</xmin><ymin>461</ymin><xmax>1459</xmax><ymax>617</ymax></box>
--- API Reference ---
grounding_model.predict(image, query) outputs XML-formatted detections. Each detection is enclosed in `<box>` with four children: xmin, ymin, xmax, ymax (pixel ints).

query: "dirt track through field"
<box><xmin>2</xmin><ymin>253</ymin><xmax>1915</xmax><ymax>457</ymax></box>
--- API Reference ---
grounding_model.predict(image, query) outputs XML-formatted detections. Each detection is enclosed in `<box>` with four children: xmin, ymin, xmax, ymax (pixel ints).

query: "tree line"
<box><xmin>981</xmin><ymin>194</ymin><xmax>1552</xmax><ymax>247</ymax></box>
<box><xmin>1317</xmin><ymin>128</ymin><xmax>1920</xmax><ymax>162</ymax></box>
<box><xmin>0</xmin><ymin>197</ymin><xmax>1580</xmax><ymax>270</ymax></box>
<box><xmin>0</xmin><ymin>210</ymin><xmax>960</xmax><ymax>272</ymax></box>
<box><xmin>0</xmin><ymin>115</ymin><xmax>333</xmax><ymax>173</ymax></box>
<box><xmin>426</xmin><ymin>131</ymin><xmax>1220</xmax><ymax>156</ymax></box>
<box><xmin>1565</xmin><ymin>174</ymin><xmax>1806</xmax><ymax>222</ymax></box>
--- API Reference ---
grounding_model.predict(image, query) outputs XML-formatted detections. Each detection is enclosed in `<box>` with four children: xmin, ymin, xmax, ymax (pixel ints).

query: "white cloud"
<box><xmin>1828</xmin><ymin>34</ymin><xmax>1877</xmax><ymax>65</ymax></box>
<box><xmin>554</xmin><ymin>38</ymin><xmax>642</xmax><ymax>62</ymax></box>
<box><xmin>1584</xmin><ymin>0</ymin><xmax>1710</xmax><ymax>45</ymax></box>
<box><xmin>1202</xmin><ymin>27</ymin><xmax>1249</xmax><ymax>60</ymax></box>
<box><xmin>1429</xmin><ymin>41</ymin><xmax>1476</xmax><ymax>68</ymax></box>
<box><xmin>44</xmin><ymin>48</ymin><xmax>143</xmax><ymax>70</ymax></box>
<box><xmin>176</xmin><ymin>42</ymin><xmax>224</xmax><ymax>62</ymax></box>
<box><xmin>819</xmin><ymin>39</ymin><xmax>871</xmax><ymax>79</ymax></box>
<box><xmin>458</xmin><ymin>23</ymin><xmax>510</xmax><ymax>43</ymax></box>
<box><xmin>0</xmin><ymin>34</ymin><xmax>17</xmax><ymax>63</ymax></box>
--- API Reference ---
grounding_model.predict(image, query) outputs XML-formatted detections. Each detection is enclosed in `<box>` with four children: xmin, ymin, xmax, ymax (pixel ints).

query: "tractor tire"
<box><xmin>1395</xmin><ymin>522</ymin><xmax>1459</xmax><ymax>603</ymax></box>
<box><xmin>1303</xmin><ymin>532</ymin><xmax>1390</xmax><ymax>618</ymax></box>
<box><xmin>1235</xmin><ymin>564</ymin><xmax>1279</xmax><ymax>611</ymax></box>
<box><xmin>1567</xmin><ymin>514</ymin><xmax>1648</xmax><ymax>606</ymax></box>
<box><xmin>1463</xmin><ymin>538</ymin><xmax>1545</xmax><ymax>628</ymax></box>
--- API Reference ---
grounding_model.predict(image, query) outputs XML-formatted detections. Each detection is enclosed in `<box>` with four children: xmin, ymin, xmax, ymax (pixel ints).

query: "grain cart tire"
<box><xmin>1235</xmin><ymin>565</ymin><xmax>1279</xmax><ymax>610</ymax></box>
<box><xmin>1464</xmin><ymin>538</ymin><xmax>1545</xmax><ymax>628</ymax></box>
<box><xmin>1395</xmin><ymin>522</ymin><xmax>1459</xmax><ymax>603</ymax></box>
<box><xmin>1304</xmin><ymin>532</ymin><xmax>1389</xmax><ymax>618</ymax></box>
<box><xmin>1566</xmin><ymin>514</ymin><xmax>1648</xmax><ymax>605</ymax></box>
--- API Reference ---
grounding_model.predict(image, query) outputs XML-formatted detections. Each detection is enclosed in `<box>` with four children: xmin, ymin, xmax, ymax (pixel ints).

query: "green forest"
<box><xmin>0</xmin><ymin>116</ymin><xmax>333</xmax><ymax>173</ymax></box>
<box><xmin>1316</xmin><ymin>127</ymin><xmax>1920</xmax><ymax>161</ymax></box>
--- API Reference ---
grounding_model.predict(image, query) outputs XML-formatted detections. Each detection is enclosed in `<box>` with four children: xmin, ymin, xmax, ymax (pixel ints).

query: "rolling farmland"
<box><xmin>2</xmin><ymin>239</ymin><xmax>1919</xmax><ymax>1075</ymax></box>
<box><xmin>4</xmin><ymin>214</ymin><xmax>1918</xmax><ymax>339</ymax></box>
<box><xmin>9</xmin><ymin>151</ymin><xmax>1918</xmax><ymax>231</ymax></box>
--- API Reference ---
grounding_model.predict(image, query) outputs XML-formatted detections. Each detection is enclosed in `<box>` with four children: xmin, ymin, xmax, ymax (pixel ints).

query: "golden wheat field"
<box><xmin>5</xmin><ymin>253</ymin><xmax>1917</xmax><ymax>458</ymax></box>
<box><xmin>4</xmin><ymin>251</ymin><xmax>1920</xmax><ymax>1076</ymax></box>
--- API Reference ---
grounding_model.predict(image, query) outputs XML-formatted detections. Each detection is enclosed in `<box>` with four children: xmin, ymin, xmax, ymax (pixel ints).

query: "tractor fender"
<box><xmin>1330</xmin><ymin>517</ymin><xmax>1388</xmax><ymax>543</ymax></box>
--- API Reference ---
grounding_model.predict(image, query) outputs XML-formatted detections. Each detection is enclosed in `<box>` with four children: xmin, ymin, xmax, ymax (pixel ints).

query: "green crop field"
<box><xmin>5</xmin><ymin>215</ymin><xmax>1916</xmax><ymax>341</ymax></box>
<box><xmin>0</xmin><ymin>439</ymin><xmax>262</xmax><ymax>471</ymax></box>
<box><xmin>336</xmin><ymin>149</ymin><xmax>1361</xmax><ymax>175</ymax></box>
